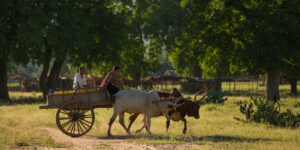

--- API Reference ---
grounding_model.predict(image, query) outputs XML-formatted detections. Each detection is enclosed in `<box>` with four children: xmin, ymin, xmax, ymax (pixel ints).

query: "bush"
<box><xmin>202</xmin><ymin>91</ymin><xmax>228</xmax><ymax>105</ymax></box>
<box><xmin>294</xmin><ymin>102</ymin><xmax>300</xmax><ymax>108</ymax></box>
<box><xmin>239</xmin><ymin>96</ymin><xmax>300</xmax><ymax>128</ymax></box>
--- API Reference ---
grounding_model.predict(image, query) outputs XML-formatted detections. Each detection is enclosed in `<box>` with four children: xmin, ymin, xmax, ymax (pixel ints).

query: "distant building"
<box><xmin>147</xmin><ymin>72</ymin><xmax>158</xmax><ymax>77</ymax></box>
<box><xmin>164</xmin><ymin>70</ymin><xmax>178</xmax><ymax>77</ymax></box>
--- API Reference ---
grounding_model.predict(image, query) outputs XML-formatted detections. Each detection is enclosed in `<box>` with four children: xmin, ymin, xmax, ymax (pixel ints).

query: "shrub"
<box><xmin>202</xmin><ymin>91</ymin><xmax>228</xmax><ymax>105</ymax></box>
<box><xmin>294</xmin><ymin>102</ymin><xmax>300</xmax><ymax>108</ymax></box>
<box><xmin>238</xmin><ymin>96</ymin><xmax>300</xmax><ymax>128</ymax></box>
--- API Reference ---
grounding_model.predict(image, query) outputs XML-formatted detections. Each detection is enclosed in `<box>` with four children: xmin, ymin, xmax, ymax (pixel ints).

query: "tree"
<box><xmin>88</xmin><ymin>0</ymin><xmax>163</xmax><ymax>79</ymax></box>
<box><xmin>153</xmin><ymin>0</ymin><xmax>300</xmax><ymax>99</ymax></box>
<box><xmin>25</xmin><ymin>0</ymin><xmax>95</xmax><ymax>99</ymax></box>
<box><xmin>282</xmin><ymin>59</ymin><xmax>300</xmax><ymax>95</ymax></box>
<box><xmin>146</xmin><ymin>0</ymin><xmax>240</xmax><ymax>81</ymax></box>
<box><xmin>168</xmin><ymin>0</ymin><xmax>299</xmax><ymax>99</ymax></box>
<box><xmin>143</xmin><ymin>0</ymin><xmax>204</xmax><ymax>78</ymax></box>
<box><xmin>0</xmin><ymin>0</ymin><xmax>46</xmax><ymax>100</ymax></box>
<box><xmin>229</xmin><ymin>0</ymin><xmax>300</xmax><ymax>100</ymax></box>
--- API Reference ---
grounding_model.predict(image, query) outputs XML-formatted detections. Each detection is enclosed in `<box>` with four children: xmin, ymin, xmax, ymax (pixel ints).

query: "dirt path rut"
<box><xmin>40</xmin><ymin>128</ymin><xmax>158</xmax><ymax>150</ymax></box>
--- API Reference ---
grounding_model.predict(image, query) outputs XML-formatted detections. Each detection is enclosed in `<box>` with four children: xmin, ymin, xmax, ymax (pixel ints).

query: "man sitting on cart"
<box><xmin>73</xmin><ymin>66</ymin><xmax>87</xmax><ymax>89</ymax></box>
<box><xmin>100</xmin><ymin>66</ymin><xmax>122</xmax><ymax>96</ymax></box>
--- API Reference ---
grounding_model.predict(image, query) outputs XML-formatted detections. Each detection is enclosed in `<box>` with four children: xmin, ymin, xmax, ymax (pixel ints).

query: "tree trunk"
<box><xmin>47</xmin><ymin>59</ymin><xmax>64</xmax><ymax>89</ymax></box>
<box><xmin>215</xmin><ymin>69</ymin><xmax>222</xmax><ymax>92</ymax></box>
<box><xmin>266</xmin><ymin>69</ymin><xmax>280</xmax><ymax>101</ymax></box>
<box><xmin>39</xmin><ymin>39</ymin><xmax>52</xmax><ymax>99</ymax></box>
<box><xmin>40</xmin><ymin>64</ymin><xmax>50</xmax><ymax>100</ymax></box>
<box><xmin>289</xmin><ymin>78</ymin><xmax>298</xmax><ymax>96</ymax></box>
<box><xmin>0</xmin><ymin>55</ymin><xmax>9</xmax><ymax>100</ymax></box>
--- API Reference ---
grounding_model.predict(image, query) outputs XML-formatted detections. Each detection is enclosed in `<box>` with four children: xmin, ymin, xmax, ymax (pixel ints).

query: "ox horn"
<box><xmin>193</xmin><ymin>91</ymin><xmax>201</xmax><ymax>101</ymax></box>
<box><xmin>194</xmin><ymin>91</ymin><xmax>207</xmax><ymax>103</ymax></box>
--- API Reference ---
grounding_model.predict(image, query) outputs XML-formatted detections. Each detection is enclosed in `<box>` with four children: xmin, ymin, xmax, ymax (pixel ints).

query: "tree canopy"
<box><xmin>1</xmin><ymin>0</ymin><xmax>299</xmax><ymax>100</ymax></box>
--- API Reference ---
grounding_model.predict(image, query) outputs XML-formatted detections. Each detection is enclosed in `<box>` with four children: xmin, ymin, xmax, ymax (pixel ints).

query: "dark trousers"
<box><xmin>107</xmin><ymin>83</ymin><xmax>120</xmax><ymax>96</ymax></box>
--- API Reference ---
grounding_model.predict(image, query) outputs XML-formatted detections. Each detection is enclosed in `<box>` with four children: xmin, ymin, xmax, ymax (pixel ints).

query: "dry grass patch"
<box><xmin>0</xmin><ymin>91</ymin><xmax>299</xmax><ymax>149</ymax></box>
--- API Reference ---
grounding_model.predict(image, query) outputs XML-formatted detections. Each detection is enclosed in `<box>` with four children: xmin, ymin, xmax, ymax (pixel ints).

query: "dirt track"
<box><xmin>29</xmin><ymin>128</ymin><xmax>202</xmax><ymax>150</ymax></box>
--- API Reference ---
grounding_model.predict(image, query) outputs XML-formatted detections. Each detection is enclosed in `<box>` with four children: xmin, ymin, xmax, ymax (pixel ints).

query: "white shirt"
<box><xmin>73</xmin><ymin>73</ymin><xmax>87</xmax><ymax>89</ymax></box>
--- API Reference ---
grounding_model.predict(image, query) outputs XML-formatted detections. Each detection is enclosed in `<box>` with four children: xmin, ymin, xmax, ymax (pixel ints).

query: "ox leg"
<box><xmin>182</xmin><ymin>118</ymin><xmax>187</xmax><ymax>134</ymax></box>
<box><xmin>164</xmin><ymin>113</ymin><xmax>171</xmax><ymax>133</ymax></box>
<box><xmin>107</xmin><ymin>110</ymin><xmax>118</xmax><ymax>136</ymax></box>
<box><xmin>146</xmin><ymin>114</ymin><xmax>152</xmax><ymax>134</ymax></box>
<box><xmin>119</xmin><ymin>112</ymin><xmax>131</xmax><ymax>135</ymax></box>
<box><xmin>144</xmin><ymin>115</ymin><xmax>149</xmax><ymax>132</ymax></box>
<box><xmin>136</xmin><ymin>115</ymin><xmax>146</xmax><ymax>133</ymax></box>
<box><xmin>128</xmin><ymin>113</ymin><xmax>139</xmax><ymax>133</ymax></box>
<box><xmin>166</xmin><ymin>120</ymin><xmax>170</xmax><ymax>132</ymax></box>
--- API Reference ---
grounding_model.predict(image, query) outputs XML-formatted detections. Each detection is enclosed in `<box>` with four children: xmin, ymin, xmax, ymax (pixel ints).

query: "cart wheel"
<box><xmin>56</xmin><ymin>101</ymin><xmax>95</xmax><ymax>137</ymax></box>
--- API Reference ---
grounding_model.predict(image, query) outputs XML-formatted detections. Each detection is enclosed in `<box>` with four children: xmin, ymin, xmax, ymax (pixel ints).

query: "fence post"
<box><xmin>229</xmin><ymin>81</ymin><xmax>231</xmax><ymax>94</ymax></box>
<box><xmin>233</xmin><ymin>80</ymin><xmax>236</xmax><ymax>92</ymax></box>
<box><xmin>256</xmin><ymin>81</ymin><xmax>259</xmax><ymax>94</ymax></box>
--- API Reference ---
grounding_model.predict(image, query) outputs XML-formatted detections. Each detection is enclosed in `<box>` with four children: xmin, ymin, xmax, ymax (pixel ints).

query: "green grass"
<box><xmin>0</xmin><ymin>91</ymin><xmax>299</xmax><ymax>149</ymax></box>
<box><xmin>7</xmin><ymin>82</ymin><xmax>19</xmax><ymax>88</ymax></box>
<box><xmin>8</xmin><ymin>91</ymin><xmax>43</xmax><ymax>98</ymax></box>
<box><xmin>79</xmin><ymin>94</ymin><xmax>300</xmax><ymax>149</ymax></box>
<box><xmin>0</xmin><ymin>105</ymin><xmax>70</xmax><ymax>149</ymax></box>
<box><xmin>0</xmin><ymin>92</ymin><xmax>69</xmax><ymax>149</ymax></box>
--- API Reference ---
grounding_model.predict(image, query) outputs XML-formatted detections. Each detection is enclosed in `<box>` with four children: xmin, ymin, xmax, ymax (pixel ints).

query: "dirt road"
<box><xmin>30</xmin><ymin>128</ymin><xmax>202</xmax><ymax>150</ymax></box>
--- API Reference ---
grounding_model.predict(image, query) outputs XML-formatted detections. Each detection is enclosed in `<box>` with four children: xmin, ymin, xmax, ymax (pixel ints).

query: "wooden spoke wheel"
<box><xmin>56</xmin><ymin>101</ymin><xmax>95</xmax><ymax>137</ymax></box>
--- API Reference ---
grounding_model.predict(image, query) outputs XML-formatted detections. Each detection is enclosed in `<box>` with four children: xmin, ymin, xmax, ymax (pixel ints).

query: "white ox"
<box><xmin>107</xmin><ymin>89</ymin><xmax>179</xmax><ymax>136</ymax></box>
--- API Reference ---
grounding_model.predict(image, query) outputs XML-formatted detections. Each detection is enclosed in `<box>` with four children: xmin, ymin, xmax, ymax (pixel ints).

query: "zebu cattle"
<box><xmin>107</xmin><ymin>89</ymin><xmax>181</xmax><ymax>136</ymax></box>
<box><xmin>127</xmin><ymin>88</ymin><xmax>183</xmax><ymax>132</ymax></box>
<box><xmin>166</xmin><ymin>92</ymin><xmax>206</xmax><ymax>134</ymax></box>
<box><xmin>128</xmin><ymin>90</ymin><xmax>206</xmax><ymax>134</ymax></box>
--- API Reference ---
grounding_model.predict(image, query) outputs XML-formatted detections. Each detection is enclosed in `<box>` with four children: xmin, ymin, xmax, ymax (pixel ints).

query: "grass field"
<box><xmin>0</xmin><ymin>91</ymin><xmax>299</xmax><ymax>149</ymax></box>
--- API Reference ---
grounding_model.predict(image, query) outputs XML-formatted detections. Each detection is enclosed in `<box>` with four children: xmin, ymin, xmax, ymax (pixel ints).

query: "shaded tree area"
<box><xmin>1</xmin><ymin>0</ymin><xmax>300</xmax><ymax>100</ymax></box>
<box><xmin>145</xmin><ymin>0</ymin><xmax>300</xmax><ymax>99</ymax></box>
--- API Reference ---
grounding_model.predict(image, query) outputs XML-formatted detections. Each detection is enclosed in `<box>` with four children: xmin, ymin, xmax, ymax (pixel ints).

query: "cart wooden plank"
<box><xmin>39</xmin><ymin>89</ymin><xmax>112</xmax><ymax>109</ymax></box>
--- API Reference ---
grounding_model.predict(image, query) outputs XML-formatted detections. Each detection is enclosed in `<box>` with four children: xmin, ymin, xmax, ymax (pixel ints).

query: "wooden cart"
<box><xmin>39</xmin><ymin>88</ymin><xmax>112</xmax><ymax>137</ymax></box>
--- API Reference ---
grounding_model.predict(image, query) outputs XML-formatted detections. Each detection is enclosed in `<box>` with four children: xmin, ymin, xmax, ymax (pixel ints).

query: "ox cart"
<box><xmin>39</xmin><ymin>88</ymin><xmax>112</xmax><ymax>137</ymax></box>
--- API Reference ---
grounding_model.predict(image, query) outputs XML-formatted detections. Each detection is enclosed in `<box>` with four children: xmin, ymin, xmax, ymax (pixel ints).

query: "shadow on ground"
<box><xmin>95</xmin><ymin>134</ymin><xmax>271</xmax><ymax>143</ymax></box>
<box><xmin>0</xmin><ymin>97</ymin><xmax>45</xmax><ymax>106</ymax></box>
